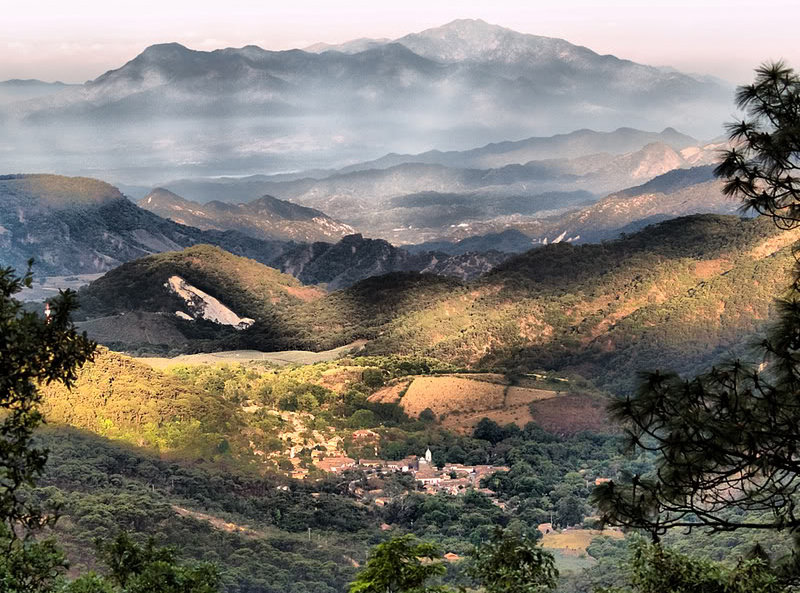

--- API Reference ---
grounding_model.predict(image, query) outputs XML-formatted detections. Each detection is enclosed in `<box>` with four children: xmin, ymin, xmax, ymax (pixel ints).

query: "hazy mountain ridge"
<box><xmin>2</xmin><ymin>19</ymin><xmax>731</xmax><ymax>182</ymax></box>
<box><xmin>512</xmin><ymin>165</ymin><xmax>740</xmax><ymax>244</ymax></box>
<box><xmin>0</xmin><ymin>79</ymin><xmax>75</xmax><ymax>106</ymax></box>
<box><xmin>1</xmin><ymin>174</ymin><xmax>511</xmax><ymax>287</ymax></box>
<box><xmin>340</xmin><ymin>126</ymin><xmax>699</xmax><ymax>171</ymax></box>
<box><xmin>398</xmin><ymin>165</ymin><xmax>738</xmax><ymax>249</ymax></box>
<box><xmin>138</xmin><ymin>188</ymin><xmax>356</xmax><ymax>242</ymax></box>
<box><xmin>160</xmin><ymin>137</ymin><xmax>721</xmax><ymax>242</ymax></box>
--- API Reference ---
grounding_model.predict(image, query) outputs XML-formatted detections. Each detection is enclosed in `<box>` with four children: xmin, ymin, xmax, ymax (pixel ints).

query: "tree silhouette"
<box><xmin>468</xmin><ymin>528</ymin><xmax>558</xmax><ymax>593</ymax></box>
<box><xmin>716</xmin><ymin>62</ymin><xmax>800</xmax><ymax>228</ymax></box>
<box><xmin>592</xmin><ymin>62</ymin><xmax>800</xmax><ymax>576</ymax></box>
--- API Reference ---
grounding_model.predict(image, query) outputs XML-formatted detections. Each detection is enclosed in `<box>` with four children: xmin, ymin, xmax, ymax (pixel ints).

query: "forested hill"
<box><xmin>76</xmin><ymin>213</ymin><xmax>799</xmax><ymax>393</ymax></box>
<box><xmin>298</xmin><ymin>214</ymin><xmax>799</xmax><ymax>392</ymax></box>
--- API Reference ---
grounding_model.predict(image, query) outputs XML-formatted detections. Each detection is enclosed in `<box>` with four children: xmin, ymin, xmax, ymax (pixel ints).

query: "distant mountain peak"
<box><xmin>396</xmin><ymin>18</ymin><xmax>582</xmax><ymax>64</ymax></box>
<box><xmin>139</xmin><ymin>42</ymin><xmax>192</xmax><ymax>56</ymax></box>
<box><xmin>417</xmin><ymin>18</ymin><xmax>510</xmax><ymax>37</ymax></box>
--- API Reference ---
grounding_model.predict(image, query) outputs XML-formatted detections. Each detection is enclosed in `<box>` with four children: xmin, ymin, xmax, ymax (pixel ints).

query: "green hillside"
<box><xmin>301</xmin><ymin>214</ymin><xmax>796</xmax><ymax>392</ymax></box>
<box><xmin>78</xmin><ymin>244</ymin><xmax>323</xmax><ymax>318</ymax></box>
<box><xmin>34</xmin><ymin>347</ymin><xmax>790</xmax><ymax>592</ymax></box>
<box><xmin>40</xmin><ymin>349</ymin><xmax>244</xmax><ymax>457</ymax></box>
<box><xmin>77</xmin><ymin>214</ymin><xmax>797</xmax><ymax>394</ymax></box>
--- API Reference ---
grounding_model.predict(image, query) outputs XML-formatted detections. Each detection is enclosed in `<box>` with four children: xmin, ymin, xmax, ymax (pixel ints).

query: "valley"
<box><xmin>1</xmin><ymin>11</ymin><xmax>796</xmax><ymax>593</ymax></box>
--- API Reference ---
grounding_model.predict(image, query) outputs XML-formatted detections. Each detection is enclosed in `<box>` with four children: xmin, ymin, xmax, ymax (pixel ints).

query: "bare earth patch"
<box><xmin>529</xmin><ymin>393</ymin><xmax>612</xmax><ymax>435</ymax></box>
<box><xmin>373</xmin><ymin>373</ymin><xmax>585</xmax><ymax>433</ymax></box>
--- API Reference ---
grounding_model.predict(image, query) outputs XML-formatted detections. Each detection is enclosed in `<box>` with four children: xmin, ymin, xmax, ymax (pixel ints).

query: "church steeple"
<box><xmin>425</xmin><ymin>448</ymin><xmax>432</xmax><ymax>463</ymax></box>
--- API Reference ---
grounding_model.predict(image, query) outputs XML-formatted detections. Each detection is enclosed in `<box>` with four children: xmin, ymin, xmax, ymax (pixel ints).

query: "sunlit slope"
<box><xmin>77</xmin><ymin>214</ymin><xmax>797</xmax><ymax>394</ymax></box>
<box><xmin>303</xmin><ymin>214</ymin><xmax>795</xmax><ymax>392</ymax></box>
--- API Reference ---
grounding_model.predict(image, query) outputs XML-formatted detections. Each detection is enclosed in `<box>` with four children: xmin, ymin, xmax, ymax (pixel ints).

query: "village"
<box><xmin>315</xmin><ymin>445</ymin><xmax>511</xmax><ymax>503</ymax></box>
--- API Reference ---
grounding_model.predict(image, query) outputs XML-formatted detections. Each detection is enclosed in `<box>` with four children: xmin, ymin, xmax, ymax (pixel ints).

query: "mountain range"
<box><xmin>0</xmin><ymin>174</ymin><xmax>291</xmax><ymax>275</ymax></box>
<box><xmin>0</xmin><ymin>174</ymin><xmax>509</xmax><ymax>287</ymax></box>
<box><xmin>138</xmin><ymin>187</ymin><xmax>355</xmax><ymax>242</ymax></box>
<box><xmin>1</xmin><ymin>19</ymin><xmax>731</xmax><ymax>183</ymax></box>
<box><xmin>1</xmin><ymin>164</ymin><xmax>743</xmax><ymax>286</ymax></box>
<box><xmin>157</xmin><ymin>131</ymin><xmax>723</xmax><ymax>243</ymax></box>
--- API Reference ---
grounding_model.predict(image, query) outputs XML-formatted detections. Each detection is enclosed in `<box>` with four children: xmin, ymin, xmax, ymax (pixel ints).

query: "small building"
<box><xmin>415</xmin><ymin>466</ymin><xmax>442</xmax><ymax>487</ymax></box>
<box><xmin>358</xmin><ymin>459</ymin><xmax>385</xmax><ymax>469</ymax></box>
<box><xmin>595</xmin><ymin>477</ymin><xmax>612</xmax><ymax>486</ymax></box>
<box><xmin>441</xmin><ymin>478</ymin><xmax>472</xmax><ymax>495</ymax></box>
<box><xmin>316</xmin><ymin>456</ymin><xmax>356</xmax><ymax>473</ymax></box>
<box><xmin>387</xmin><ymin>456</ymin><xmax>419</xmax><ymax>472</ymax></box>
<box><xmin>537</xmin><ymin>523</ymin><xmax>554</xmax><ymax>536</ymax></box>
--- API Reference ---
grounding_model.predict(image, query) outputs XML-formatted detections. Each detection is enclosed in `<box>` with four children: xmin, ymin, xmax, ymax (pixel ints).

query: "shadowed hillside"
<box><xmin>297</xmin><ymin>214</ymin><xmax>797</xmax><ymax>393</ymax></box>
<box><xmin>0</xmin><ymin>174</ymin><xmax>291</xmax><ymax>275</ymax></box>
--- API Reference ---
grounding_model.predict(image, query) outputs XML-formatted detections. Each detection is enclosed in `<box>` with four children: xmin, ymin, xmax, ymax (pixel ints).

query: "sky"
<box><xmin>3</xmin><ymin>0</ymin><xmax>799</xmax><ymax>84</ymax></box>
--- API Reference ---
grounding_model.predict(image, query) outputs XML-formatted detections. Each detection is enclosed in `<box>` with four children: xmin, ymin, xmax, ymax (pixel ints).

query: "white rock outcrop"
<box><xmin>165</xmin><ymin>275</ymin><xmax>255</xmax><ymax>330</ymax></box>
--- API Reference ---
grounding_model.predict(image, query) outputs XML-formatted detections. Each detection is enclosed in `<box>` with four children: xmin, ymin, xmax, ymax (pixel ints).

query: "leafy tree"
<box><xmin>473</xmin><ymin>418</ymin><xmax>504</xmax><ymax>445</ymax></box>
<box><xmin>592</xmin><ymin>62</ymin><xmax>800</xmax><ymax>581</ymax></box>
<box><xmin>599</xmin><ymin>541</ymin><xmax>782</xmax><ymax>593</ymax></box>
<box><xmin>0</xmin><ymin>265</ymin><xmax>95</xmax><ymax>591</ymax></box>
<box><xmin>348</xmin><ymin>535</ymin><xmax>448</xmax><ymax>593</ymax></box>
<box><xmin>95</xmin><ymin>532</ymin><xmax>220</xmax><ymax>593</ymax></box>
<box><xmin>0</xmin><ymin>264</ymin><xmax>95</xmax><ymax>536</ymax></box>
<box><xmin>468</xmin><ymin>528</ymin><xmax>558</xmax><ymax>593</ymax></box>
<box><xmin>555</xmin><ymin>495</ymin><xmax>584</xmax><ymax>528</ymax></box>
<box><xmin>361</xmin><ymin>368</ymin><xmax>386</xmax><ymax>389</ymax></box>
<box><xmin>418</xmin><ymin>408</ymin><xmax>436</xmax><ymax>424</ymax></box>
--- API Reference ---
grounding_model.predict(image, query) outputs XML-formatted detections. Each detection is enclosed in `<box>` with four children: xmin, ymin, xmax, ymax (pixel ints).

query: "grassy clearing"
<box><xmin>137</xmin><ymin>340</ymin><xmax>367</xmax><ymax>369</ymax></box>
<box><xmin>541</xmin><ymin>529</ymin><xmax>624</xmax><ymax>553</ymax></box>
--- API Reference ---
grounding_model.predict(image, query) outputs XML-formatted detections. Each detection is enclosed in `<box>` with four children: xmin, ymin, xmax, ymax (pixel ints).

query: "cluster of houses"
<box><xmin>315</xmin><ymin>446</ymin><xmax>510</xmax><ymax>499</ymax></box>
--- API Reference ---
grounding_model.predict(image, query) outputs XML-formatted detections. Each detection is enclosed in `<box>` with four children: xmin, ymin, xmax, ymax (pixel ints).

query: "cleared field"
<box><xmin>368</xmin><ymin>373</ymin><xmax>612</xmax><ymax>434</ymax></box>
<box><xmin>529</xmin><ymin>393</ymin><xmax>611</xmax><ymax>435</ymax></box>
<box><xmin>399</xmin><ymin>375</ymin><xmax>509</xmax><ymax>418</ymax></box>
<box><xmin>440</xmin><ymin>406</ymin><xmax>538</xmax><ymax>433</ymax></box>
<box><xmin>541</xmin><ymin>529</ymin><xmax>623</xmax><ymax>554</ymax></box>
<box><xmin>368</xmin><ymin>373</ymin><xmax>573</xmax><ymax>433</ymax></box>
<box><xmin>137</xmin><ymin>340</ymin><xmax>367</xmax><ymax>369</ymax></box>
